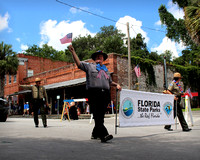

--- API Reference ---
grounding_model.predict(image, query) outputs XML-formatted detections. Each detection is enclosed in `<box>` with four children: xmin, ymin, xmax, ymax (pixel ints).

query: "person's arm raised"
<box><xmin>68</xmin><ymin>45</ymin><xmax>81</xmax><ymax>67</ymax></box>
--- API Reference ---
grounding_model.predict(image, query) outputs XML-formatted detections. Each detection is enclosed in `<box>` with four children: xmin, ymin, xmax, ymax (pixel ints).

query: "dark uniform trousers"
<box><xmin>33</xmin><ymin>99</ymin><xmax>47</xmax><ymax>126</ymax></box>
<box><xmin>165</xmin><ymin>97</ymin><xmax>188</xmax><ymax>130</ymax></box>
<box><xmin>87</xmin><ymin>88</ymin><xmax>110</xmax><ymax>139</ymax></box>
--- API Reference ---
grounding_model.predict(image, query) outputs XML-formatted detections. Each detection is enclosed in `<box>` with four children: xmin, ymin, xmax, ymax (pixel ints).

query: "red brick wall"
<box><xmin>4</xmin><ymin>53</ymin><xmax>119</xmax><ymax>106</ymax></box>
<box><xmin>18</xmin><ymin>54</ymin><xmax>71</xmax><ymax>75</ymax></box>
<box><xmin>4</xmin><ymin>54</ymin><xmax>72</xmax><ymax>97</ymax></box>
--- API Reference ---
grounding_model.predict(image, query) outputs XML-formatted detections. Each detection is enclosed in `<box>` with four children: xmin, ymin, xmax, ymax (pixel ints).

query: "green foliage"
<box><xmin>159</xmin><ymin>5</ymin><xmax>192</xmax><ymax>46</ymax></box>
<box><xmin>149</xmin><ymin>52</ymin><xmax>162</xmax><ymax>61</ymax></box>
<box><xmin>71</xmin><ymin>35</ymin><xmax>97</xmax><ymax>61</ymax></box>
<box><xmin>173</xmin><ymin>45</ymin><xmax>200</xmax><ymax>66</ymax></box>
<box><xmin>172</xmin><ymin>0</ymin><xmax>198</xmax><ymax>8</ymax></box>
<box><xmin>25</xmin><ymin>44</ymin><xmax>70</xmax><ymax>62</ymax></box>
<box><xmin>127</xmin><ymin>55</ymin><xmax>158</xmax><ymax>86</ymax></box>
<box><xmin>172</xmin><ymin>64</ymin><xmax>200</xmax><ymax>91</ymax></box>
<box><xmin>159</xmin><ymin>0</ymin><xmax>200</xmax><ymax>46</ymax></box>
<box><xmin>160</xmin><ymin>50</ymin><xmax>173</xmax><ymax>63</ymax></box>
<box><xmin>71</xmin><ymin>25</ymin><xmax>126</xmax><ymax>61</ymax></box>
<box><xmin>130</xmin><ymin>34</ymin><xmax>149</xmax><ymax>58</ymax></box>
<box><xmin>0</xmin><ymin>41</ymin><xmax>19</xmax><ymax>97</ymax></box>
<box><xmin>184</xmin><ymin>2</ymin><xmax>200</xmax><ymax>45</ymax></box>
<box><xmin>0</xmin><ymin>42</ymin><xmax>19</xmax><ymax>77</ymax></box>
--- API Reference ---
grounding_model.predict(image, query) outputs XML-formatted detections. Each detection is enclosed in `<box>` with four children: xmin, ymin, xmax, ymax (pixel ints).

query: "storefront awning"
<box><xmin>8</xmin><ymin>77</ymin><xmax>86</xmax><ymax>96</ymax></box>
<box><xmin>44</xmin><ymin>77</ymin><xmax>86</xmax><ymax>90</ymax></box>
<box><xmin>8</xmin><ymin>90</ymin><xmax>32</xmax><ymax>96</ymax></box>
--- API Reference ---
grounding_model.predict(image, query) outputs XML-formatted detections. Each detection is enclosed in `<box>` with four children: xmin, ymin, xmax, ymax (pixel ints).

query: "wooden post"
<box><xmin>127</xmin><ymin>22</ymin><xmax>131</xmax><ymax>89</ymax></box>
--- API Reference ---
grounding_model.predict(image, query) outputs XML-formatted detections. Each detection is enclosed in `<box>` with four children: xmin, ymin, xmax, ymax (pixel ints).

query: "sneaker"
<box><xmin>101</xmin><ymin>135</ymin><xmax>113</xmax><ymax>143</ymax></box>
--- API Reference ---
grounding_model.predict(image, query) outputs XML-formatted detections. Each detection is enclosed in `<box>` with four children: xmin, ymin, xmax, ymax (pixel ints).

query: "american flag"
<box><xmin>134</xmin><ymin>65</ymin><xmax>141</xmax><ymax>78</ymax></box>
<box><xmin>60</xmin><ymin>33</ymin><xmax>72</xmax><ymax>44</ymax></box>
<box><xmin>186</xmin><ymin>88</ymin><xmax>193</xmax><ymax>99</ymax></box>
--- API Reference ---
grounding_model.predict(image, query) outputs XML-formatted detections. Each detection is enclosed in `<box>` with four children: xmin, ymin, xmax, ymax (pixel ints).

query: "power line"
<box><xmin>56</xmin><ymin>0</ymin><xmax>166</xmax><ymax>53</ymax></box>
<box><xmin>56</xmin><ymin>0</ymin><xmax>166</xmax><ymax>33</ymax></box>
<box><xmin>56</xmin><ymin>0</ymin><xmax>125</xmax><ymax>25</ymax></box>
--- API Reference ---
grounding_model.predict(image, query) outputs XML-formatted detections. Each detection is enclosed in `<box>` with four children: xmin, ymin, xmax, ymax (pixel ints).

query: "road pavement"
<box><xmin>0</xmin><ymin>112</ymin><xmax>200</xmax><ymax>160</ymax></box>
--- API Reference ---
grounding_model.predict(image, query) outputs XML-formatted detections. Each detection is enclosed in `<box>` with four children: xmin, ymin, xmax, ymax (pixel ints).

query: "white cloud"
<box><xmin>16</xmin><ymin>38</ymin><xmax>20</xmax><ymax>42</ymax></box>
<box><xmin>115</xmin><ymin>16</ymin><xmax>149</xmax><ymax>44</ymax></box>
<box><xmin>167</xmin><ymin>0</ymin><xmax>184</xmax><ymax>19</ymax></box>
<box><xmin>151</xmin><ymin>37</ymin><xmax>186</xmax><ymax>58</ymax></box>
<box><xmin>39</xmin><ymin>19</ymin><xmax>96</xmax><ymax>51</ymax></box>
<box><xmin>0</xmin><ymin>12</ymin><xmax>11</xmax><ymax>32</ymax></box>
<box><xmin>155</xmin><ymin>20</ymin><xmax>162</xmax><ymax>26</ymax></box>
<box><xmin>20</xmin><ymin>44</ymin><xmax>28</xmax><ymax>52</ymax></box>
<box><xmin>18</xmin><ymin>44</ymin><xmax>29</xmax><ymax>53</ymax></box>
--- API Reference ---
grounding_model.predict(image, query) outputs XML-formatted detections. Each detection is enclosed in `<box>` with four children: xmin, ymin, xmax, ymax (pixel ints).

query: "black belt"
<box><xmin>88</xmin><ymin>88</ymin><xmax>109</xmax><ymax>92</ymax></box>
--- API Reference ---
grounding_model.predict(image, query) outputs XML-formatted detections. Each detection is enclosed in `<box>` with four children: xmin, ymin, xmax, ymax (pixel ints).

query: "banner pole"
<box><xmin>188</xmin><ymin>97</ymin><xmax>194</xmax><ymax>126</ymax></box>
<box><xmin>115</xmin><ymin>89</ymin><xmax>119</xmax><ymax>134</ymax></box>
<box><xmin>185</xmin><ymin>95</ymin><xmax>189</xmax><ymax>122</ymax></box>
<box><xmin>175</xmin><ymin>100</ymin><xmax>177</xmax><ymax>130</ymax></box>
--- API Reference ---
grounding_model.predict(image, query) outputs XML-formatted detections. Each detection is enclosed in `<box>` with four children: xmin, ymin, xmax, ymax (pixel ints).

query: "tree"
<box><xmin>71</xmin><ymin>25</ymin><xmax>126</xmax><ymax>61</ymax></box>
<box><xmin>25</xmin><ymin>44</ymin><xmax>70</xmax><ymax>62</ymax></box>
<box><xmin>0</xmin><ymin>42</ymin><xmax>19</xmax><ymax>97</ymax></box>
<box><xmin>130</xmin><ymin>33</ymin><xmax>149</xmax><ymax>58</ymax></box>
<box><xmin>159</xmin><ymin>50</ymin><xmax>173</xmax><ymax>63</ymax></box>
<box><xmin>71</xmin><ymin>35</ymin><xmax>97</xmax><ymax>61</ymax></box>
<box><xmin>149</xmin><ymin>52</ymin><xmax>162</xmax><ymax>62</ymax></box>
<box><xmin>158</xmin><ymin>0</ymin><xmax>200</xmax><ymax>67</ymax></box>
<box><xmin>95</xmin><ymin>25</ymin><xmax>126</xmax><ymax>54</ymax></box>
<box><xmin>158</xmin><ymin>4</ymin><xmax>192</xmax><ymax>46</ymax></box>
<box><xmin>184</xmin><ymin>2</ymin><xmax>200</xmax><ymax>45</ymax></box>
<box><xmin>158</xmin><ymin>1</ymin><xmax>200</xmax><ymax>106</ymax></box>
<box><xmin>159</xmin><ymin>0</ymin><xmax>200</xmax><ymax>46</ymax></box>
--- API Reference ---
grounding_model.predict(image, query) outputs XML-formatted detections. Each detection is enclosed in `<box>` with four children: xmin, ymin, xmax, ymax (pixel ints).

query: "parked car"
<box><xmin>0</xmin><ymin>98</ymin><xmax>8</xmax><ymax>122</ymax></box>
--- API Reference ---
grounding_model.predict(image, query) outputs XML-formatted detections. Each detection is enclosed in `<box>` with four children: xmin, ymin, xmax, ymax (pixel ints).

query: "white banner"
<box><xmin>119</xmin><ymin>89</ymin><xmax>175</xmax><ymax>127</ymax></box>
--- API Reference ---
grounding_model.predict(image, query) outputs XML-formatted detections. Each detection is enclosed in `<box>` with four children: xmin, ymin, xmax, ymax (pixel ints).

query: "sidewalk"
<box><xmin>8</xmin><ymin>113</ymin><xmax>115</xmax><ymax>119</ymax></box>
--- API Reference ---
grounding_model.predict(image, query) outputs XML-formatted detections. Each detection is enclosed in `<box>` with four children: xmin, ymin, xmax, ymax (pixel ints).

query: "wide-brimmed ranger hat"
<box><xmin>91</xmin><ymin>50</ymin><xmax>108</xmax><ymax>61</ymax></box>
<box><xmin>35</xmin><ymin>77</ymin><xmax>41</xmax><ymax>82</ymax></box>
<box><xmin>173</xmin><ymin>72</ymin><xmax>183</xmax><ymax>78</ymax></box>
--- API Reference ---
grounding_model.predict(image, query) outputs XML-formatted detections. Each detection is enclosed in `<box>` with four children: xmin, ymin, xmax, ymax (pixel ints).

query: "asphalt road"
<box><xmin>0</xmin><ymin>112</ymin><xmax>200</xmax><ymax>160</ymax></box>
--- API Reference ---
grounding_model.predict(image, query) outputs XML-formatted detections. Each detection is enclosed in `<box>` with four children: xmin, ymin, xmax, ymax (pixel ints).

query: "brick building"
<box><xmin>4</xmin><ymin>53</ymin><xmax>120</xmax><ymax>114</ymax></box>
<box><xmin>4</xmin><ymin>53</ymin><xmax>173</xmax><ymax>114</ymax></box>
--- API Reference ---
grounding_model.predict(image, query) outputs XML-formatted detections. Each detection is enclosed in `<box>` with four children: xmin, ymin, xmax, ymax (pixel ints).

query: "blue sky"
<box><xmin>0</xmin><ymin>0</ymin><xmax>186</xmax><ymax>58</ymax></box>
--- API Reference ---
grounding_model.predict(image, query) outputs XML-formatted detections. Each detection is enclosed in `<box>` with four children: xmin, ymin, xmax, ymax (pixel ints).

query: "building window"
<box><xmin>27</xmin><ymin>70</ymin><xmax>33</xmax><ymax>77</ymax></box>
<box><xmin>9</xmin><ymin>75</ymin><xmax>12</xmax><ymax>84</ymax></box>
<box><xmin>14</xmin><ymin>75</ymin><xmax>17</xmax><ymax>83</ymax></box>
<box><xmin>5</xmin><ymin>75</ymin><xmax>7</xmax><ymax>85</ymax></box>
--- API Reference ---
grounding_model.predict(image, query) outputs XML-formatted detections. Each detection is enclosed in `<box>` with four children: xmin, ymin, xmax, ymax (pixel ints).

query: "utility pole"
<box><xmin>127</xmin><ymin>22</ymin><xmax>131</xmax><ymax>89</ymax></box>
<box><xmin>163</xmin><ymin>56</ymin><xmax>168</xmax><ymax>89</ymax></box>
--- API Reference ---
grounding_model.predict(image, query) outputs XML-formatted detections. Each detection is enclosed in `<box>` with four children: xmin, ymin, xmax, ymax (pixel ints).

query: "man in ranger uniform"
<box><xmin>20</xmin><ymin>78</ymin><xmax>48</xmax><ymax>128</ymax></box>
<box><xmin>68</xmin><ymin>45</ymin><xmax>122</xmax><ymax>143</ymax></box>
<box><xmin>164</xmin><ymin>72</ymin><xmax>192</xmax><ymax>132</ymax></box>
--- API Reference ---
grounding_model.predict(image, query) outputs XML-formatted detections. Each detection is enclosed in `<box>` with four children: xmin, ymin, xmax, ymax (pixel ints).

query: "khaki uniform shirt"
<box><xmin>20</xmin><ymin>85</ymin><xmax>48</xmax><ymax>103</ymax></box>
<box><xmin>168</xmin><ymin>81</ymin><xmax>182</xmax><ymax>96</ymax></box>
